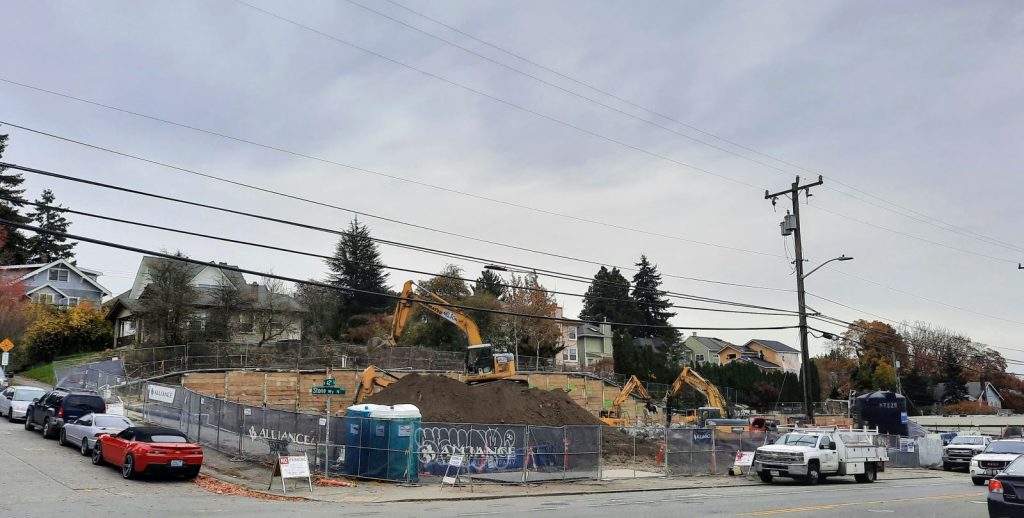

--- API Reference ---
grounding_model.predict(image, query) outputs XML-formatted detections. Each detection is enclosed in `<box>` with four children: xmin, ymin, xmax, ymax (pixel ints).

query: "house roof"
<box><xmin>576</xmin><ymin>324</ymin><xmax>610</xmax><ymax>338</ymax></box>
<box><xmin>4</xmin><ymin>259</ymin><xmax>112</xmax><ymax>297</ymax></box>
<box><xmin>933</xmin><ymin>381</ymin><xmax>1003</xmax><ymax>402</ymax></box>
<box><xmin>686</xmin><ymin>336</ymin><xmax>735</xmax><ymax>353</ymax></box>
<box><xmin>747</xmin><ymin>339</ymin><xmax>799</xmax><ymax>354</ymax></box>
<box><xmin>25</xmin><ymin>283</ymin><xmax>70</xmax><ymax>298</ymax></box>
<box><xmin>130</xmin><ymin>257</ymin><xmax>248</xmax><ymax>299</ymax></box>
<box><xmin>718</xmin><ymin>343</ymin><xmax>753</xmax><ymax>356</ymax></box>
<box><xmin>732</xmin><ymin>356</ymin><xmax>783</xmax><ymax>370</ymax></box>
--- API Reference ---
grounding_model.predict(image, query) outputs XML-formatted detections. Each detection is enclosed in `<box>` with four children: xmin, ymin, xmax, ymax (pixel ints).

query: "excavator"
<box><xmin>664</xmin><ymin>366</ymin><xmax>731</xmax><ymax>427</ymax></box>
<box><xmin>389</xmin><ymin>280</ymin><xmax>517</xmax><ymax>383</ymax></box>
<box><xmin>354</xmin><ymin>365</ymin><xmax>397</xmax><ymax>404</ymax></box>
<box><xmin>599</xmin><ymin>375</ymin><xmax>658</xmax><ymax>427</ymax></box>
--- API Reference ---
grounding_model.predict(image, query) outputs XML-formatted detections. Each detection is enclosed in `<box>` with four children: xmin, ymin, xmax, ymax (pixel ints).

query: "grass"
<box><xmin>21</xmin><ymin>363</ymin><xmax>55</xmax><ymax>386</ymax></box>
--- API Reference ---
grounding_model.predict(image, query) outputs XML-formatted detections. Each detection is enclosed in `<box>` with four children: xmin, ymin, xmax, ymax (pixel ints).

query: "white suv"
<box><xmin>943</xmin><ymin>434</ymin><xmax>991</xmax><ymax>471</ymax></box>
<box><xmin>969</xmin><ymin>438</ymin><xmax>1024</xmax><ymax>486</ymax></box>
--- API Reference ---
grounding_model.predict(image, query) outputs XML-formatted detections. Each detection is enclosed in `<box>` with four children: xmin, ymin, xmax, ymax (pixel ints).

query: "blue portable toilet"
<box><xmin>344</xmin><ymin>404</ymin><xmax>421</xmax><ymax>482</ymax></box>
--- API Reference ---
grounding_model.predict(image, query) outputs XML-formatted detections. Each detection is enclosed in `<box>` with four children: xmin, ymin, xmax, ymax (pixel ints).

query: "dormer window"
<box><xmin>48</xmin><ymin>269</ymin><xmax>69</xmax><ymax>282</ymax></box>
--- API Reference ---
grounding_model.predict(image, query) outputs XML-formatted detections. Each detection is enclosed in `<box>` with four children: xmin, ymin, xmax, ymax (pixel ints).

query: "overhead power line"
<box><xmin>375</xmin><ymin>0</ymin><xmax>1024</xmax><ymax>257</ymax></box>
<box><xmin>0</xmin><ymin>161</ymin><xmax>799</xmax><ymax>314</ymax></box>
<box><xmin>2</xmin><ymin>194</ymin><xmax>800</xmax><ymax>319</ymax></box>
<box><xmin>0</xmin><ymin>218</ymin><xmax>802</xmax><ymax>332</ymax></box>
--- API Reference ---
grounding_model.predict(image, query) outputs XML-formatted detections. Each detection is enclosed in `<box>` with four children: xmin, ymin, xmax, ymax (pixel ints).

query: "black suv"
<box><xmin>24</xmin><ymin>389</ymin><xmax>106</xmax><ymax>439</ymax></box>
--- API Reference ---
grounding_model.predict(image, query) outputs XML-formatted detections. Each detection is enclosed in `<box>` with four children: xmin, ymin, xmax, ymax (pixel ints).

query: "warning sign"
<box><xmin>0</xmin><ymin>339</ymin><xmax>14</xmax><ymax>352</ymax></box>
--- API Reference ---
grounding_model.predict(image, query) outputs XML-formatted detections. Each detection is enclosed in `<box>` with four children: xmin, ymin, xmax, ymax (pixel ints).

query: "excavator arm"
<box><xmin>665</xmin><ymin>367</ymin><xmax>729</xmax><ymax>417</ymax></box>
<box><xmin>600</xmin><ymin>375</ymin><xmax>657</xmax><ymax>426</ymax></box>
<box><xmin>390</xmin><ymin>280</ymin><xmax>484</xmax><ymax>345</ymax></box>
<box><xmin>355</xmin><ymin>365</ymin><xmax>396</xmax><ymax>404</ymax></box>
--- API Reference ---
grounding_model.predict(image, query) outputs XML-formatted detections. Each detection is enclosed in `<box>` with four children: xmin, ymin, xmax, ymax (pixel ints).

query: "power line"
<box><xmin>0</xmin><ymin>161</ymin><xmax>800</xmax><ymax>314</ymax></box>
<box><xmin>2</xmin><ymin>194</ymin><xmax>800</xmax><ymax>319</ymax></box>
<box><xmin>378</xmin><ymin>0</ymin><xmax>1024</xmax><ymax>256</ymax></box>
<box><xmin>0</xmin><ymin>217</ymin><xmax>802</xmax><ymax>332</ymax></box>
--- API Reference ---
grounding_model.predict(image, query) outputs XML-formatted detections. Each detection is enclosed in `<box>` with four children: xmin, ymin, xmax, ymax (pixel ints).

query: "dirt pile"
<box><xmin>363</xmin><ymin>373</ymin><xmax>604</xmax><ymax>427</ymax></box>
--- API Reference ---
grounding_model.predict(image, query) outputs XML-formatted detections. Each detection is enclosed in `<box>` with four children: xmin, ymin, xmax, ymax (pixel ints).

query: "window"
<box><xmin>269</xmin><ymin>321</ymin><xmax>284</xmax><ymax>333</ymax></box>
<box><xmin>567</xmin><ymin>328</ymin><xmax>577</xmax><ymax>340</ymax></box>
<box><xmin>65</xmin><ymin>297</ymin><xmax>80</xmax><ymax>308</ymax></box>
<box><xmin>819</xmin><ymin>435</ymin><xmax>833</xmax><ymax>450</ymax></box>
<box><xmin>33</xmin><ymin>293</ymin><xmax>55</xmax><ymax>305</ymax></box>
<box><xmin>237</xmin><ymin>314</ymin><xmax>254</xmax><ymax>333</ymax></box>
<box><xmin>727</xmin><ymin>353</ymin><xmax>737</xmax><ymax>360</ymax></box>
<box><xmin>48</xmin><ymin>269</ymin><xmax>69</xmax><ymax>282</ymax></box>
<box><xmin>696</xmin><ymin>354</ymin><xmax>706</xmax><ymax>363</ymax></box>
<box><xmin>565</xmin><ymin>347</ymin><xmax>578</xmax><ymax>362</ymax></box>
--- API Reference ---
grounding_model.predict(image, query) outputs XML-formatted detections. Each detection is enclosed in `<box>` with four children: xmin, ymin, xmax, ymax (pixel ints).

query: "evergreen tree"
<box><xmin>473</xmin><ymin>269</ymin><xmax>506</xmax><ymax>299</ymax></box>
<box><xmin>629</xmin><ymin>255</ymin><xmax>677</xmax><ymax>341</ymax></box>
<box><xmin>0</xmin><ymin>132</ymin><xmax>31</xmax><ymax>264</ymax></box>
<box><xmin>327</xmin><ymin>217</ymin><xmax>390</xmax><ymax>313</ymax></box>
<box><xmin>939</xmin><ymin>348</ymin><xmax>969</xmax><ymax>403</ymax></box>
<box><xmin>26</xmin><ymin>189</ymin><xmax>76</xmax><ymax>263</ymax></box>
<box><xmin>579</xmin><ymin>266</ymin><xmax>638</xmax><ymax>328</ymax></box>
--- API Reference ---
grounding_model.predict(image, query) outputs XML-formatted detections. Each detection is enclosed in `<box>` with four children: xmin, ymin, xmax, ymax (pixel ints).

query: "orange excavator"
<box><xmin>389</xmin><ymin>280</ymin><xmax>517</xmax><ymax>383</ymax></box>
<box><xmin>599</xmin><ymin>375</ymin><xmax>658</xmax><ymax>427</ymax></box>
<box><xmin>354</xmin><ymin>365</ymin><xmax>397</xmax><ymax>404</ymax></box>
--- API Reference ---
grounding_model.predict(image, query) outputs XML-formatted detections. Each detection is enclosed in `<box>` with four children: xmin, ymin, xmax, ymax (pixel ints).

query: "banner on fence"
<box><xmin>148</xmin><ymin>384</ymin><xmax>176</xmax><ymax>404</ymax></box>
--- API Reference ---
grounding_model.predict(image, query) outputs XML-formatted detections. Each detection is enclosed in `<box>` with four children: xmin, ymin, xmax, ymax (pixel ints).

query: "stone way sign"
<box><xmin>311</xmin><ymin>377</ymin><xmax>347</xmax><ymax>395</ymax></box>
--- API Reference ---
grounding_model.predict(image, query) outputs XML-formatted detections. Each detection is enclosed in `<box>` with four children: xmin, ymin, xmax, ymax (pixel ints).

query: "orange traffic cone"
<box><xmin>656</xmin><ymin>441</ymin><xmax>665</xmax><ymax>465</ymax></box>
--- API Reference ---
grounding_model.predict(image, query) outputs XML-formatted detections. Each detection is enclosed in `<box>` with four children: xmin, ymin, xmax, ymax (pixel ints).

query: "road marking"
<box><xmin>456</xmin><ymin>513</ymin><xmax>500</xmax><ymax>517</ymax></box>
<box><xmin>736</xmin><ymin>492</ymin><xmax>977</xmax><ymax>516</ymax></box>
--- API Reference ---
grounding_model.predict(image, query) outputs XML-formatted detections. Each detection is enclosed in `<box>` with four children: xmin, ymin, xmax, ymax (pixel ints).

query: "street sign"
<box><xmin>312</xmin><ymin>386</ymin><xmax>347</xmax><ymax>395</ymax></box>
<box><xmin>0</xmin><ymin>339</ymin><xmax>14</xmax><ymax>352</ymax></box>
<box><xmin>323</xmin><ymin>378</ymin><xmax>336</xmax><ymax>387</ymax></box>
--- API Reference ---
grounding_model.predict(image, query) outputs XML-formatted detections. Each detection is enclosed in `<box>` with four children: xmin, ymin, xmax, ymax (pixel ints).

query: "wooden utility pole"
<box><xmin>766</xmin><ymin>175</ymin><xmax>823</xmax><ymax>420</ymax></box>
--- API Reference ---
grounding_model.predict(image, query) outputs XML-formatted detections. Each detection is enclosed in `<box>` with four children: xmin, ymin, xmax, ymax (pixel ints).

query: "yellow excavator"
<box><xmin>599</xmin><ymin>375</ymin><xmax>658</xmax><ymax>427</ymax></box>
<box><xmin>389</xmin><ymin>280</ymin><xmax>517</xmax><ymax>383</ymax></box>
<box><xmin>664</xmin><ymin>367</ymin><xmax>731</xmax><ymax>427</ymax></box>
<box><xmin>354</xmin><ymin>365</ymin><xmax>397</xmax><ymax>404</ymax></box>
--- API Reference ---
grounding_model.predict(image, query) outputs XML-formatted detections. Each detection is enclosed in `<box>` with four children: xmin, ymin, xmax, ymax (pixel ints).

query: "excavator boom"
<box><xmin>600</xmin><ymin>375</ymin><xmax>657</xmax><ymax>426</ymax></box>
<box><xmin>665</xmin><ymin>367</ymin><xmax>730</xmax><ymax>424</ymax></box>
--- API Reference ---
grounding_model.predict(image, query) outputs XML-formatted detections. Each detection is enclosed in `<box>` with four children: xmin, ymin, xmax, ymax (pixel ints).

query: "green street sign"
<box><xmin>312</xmin><ymin>386</ymin><xmax>346</xmax><ymax>395</ymax></box>
<box><xmin>323</xmin><ymin>378</ymin><xmax>336</xmax><ymax>387</ymax></box>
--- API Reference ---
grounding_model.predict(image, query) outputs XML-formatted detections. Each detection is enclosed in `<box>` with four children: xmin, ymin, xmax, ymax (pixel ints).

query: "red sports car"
<box><xmin>91</xmin><ymin>426</ymin><xmax>203</xmax><ymax>479</ymax></box>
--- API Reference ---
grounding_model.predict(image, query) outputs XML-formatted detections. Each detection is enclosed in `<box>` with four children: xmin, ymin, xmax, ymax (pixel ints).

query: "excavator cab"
<box><xmin>465</xmin><ymin>344</ymin><xmax>516</xmax><ymax>383</ymax></box>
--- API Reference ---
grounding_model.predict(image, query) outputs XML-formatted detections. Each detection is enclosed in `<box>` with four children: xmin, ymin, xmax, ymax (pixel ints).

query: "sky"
<box><xmin>1</xmin><ymin>1</ymin><xmax>1023</xmax><ymax>368</ymax></box>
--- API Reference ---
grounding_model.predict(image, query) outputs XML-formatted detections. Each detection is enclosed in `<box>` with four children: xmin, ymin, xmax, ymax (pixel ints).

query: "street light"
<box><xmin>797</xmin><ymin>255</ymin><xmax>853</xmax><ymax>421</ymax></box>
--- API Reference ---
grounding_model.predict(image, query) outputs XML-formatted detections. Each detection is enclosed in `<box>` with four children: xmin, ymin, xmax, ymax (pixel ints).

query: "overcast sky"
<box><xmin>2</xmin><ymin>1</ymin><xmax>1022</xmax><ymax>368</ymax></box>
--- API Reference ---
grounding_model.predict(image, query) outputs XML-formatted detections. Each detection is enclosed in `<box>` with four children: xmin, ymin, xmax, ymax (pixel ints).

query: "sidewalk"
<box><xmin>197</xmin><ymin>446</ymin><xmax>950</xmax><ymax>504</ymax></box>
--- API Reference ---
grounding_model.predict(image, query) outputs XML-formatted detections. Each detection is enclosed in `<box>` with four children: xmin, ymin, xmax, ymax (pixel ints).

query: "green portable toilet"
<box><xmin>345</xmin><ymin>404</ymin><xmax>421</xmax><ymax>482</ymax></box>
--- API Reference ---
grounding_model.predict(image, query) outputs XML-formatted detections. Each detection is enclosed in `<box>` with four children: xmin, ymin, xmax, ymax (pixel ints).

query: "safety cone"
<box><xmin>656</xmin><ymin>442</ymin><xmax>665</xmax><ymax>465</ymax></box>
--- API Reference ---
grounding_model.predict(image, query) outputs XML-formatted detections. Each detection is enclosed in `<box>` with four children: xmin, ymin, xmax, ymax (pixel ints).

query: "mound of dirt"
<box><xmin>363</xmin><ymin>373</ymin><xmax>603</xmax><ymax>427</ymax></box>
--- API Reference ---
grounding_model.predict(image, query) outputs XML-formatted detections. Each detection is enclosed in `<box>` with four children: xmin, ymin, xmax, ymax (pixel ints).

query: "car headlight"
<box><xmin>971</xmin><ymin>460</ymin><xmax>979</xmax><ymax>467</ymax></box>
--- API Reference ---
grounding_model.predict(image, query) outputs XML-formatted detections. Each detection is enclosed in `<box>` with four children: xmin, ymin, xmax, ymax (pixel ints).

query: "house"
<box><xmin>0</xmin><ymin>259</ymin><xmax>111</xmax><ymax>307</ymax></box>
<box><xmin>934</xmin><ymin>381</ymin><xmax>1003</xmax><ymax>409</ymax></box>
<box><xmin>744</xmin><ymin>339</ymin><xmax>801</xmax><ymax>374</ymax></box>
<box><xmin>104</xmin><ymin>256</ymin><xmax>306</xmax><ymax>346</ymax></box>
<box><xmin>681</xmin><ymin>333</ymin><xmax>734</xmax><ymax>365</ymax></box>
<box><xmin>553</xmin><ymin>311</ymin><xmax>613</xmax><ymax>369</ymax></box>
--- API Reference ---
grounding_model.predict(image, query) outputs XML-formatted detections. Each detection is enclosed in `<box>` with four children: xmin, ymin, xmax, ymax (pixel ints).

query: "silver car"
<box><xmin>58</xmin><ymin>413</ymin><xmax>134</xmax><ymax>455</ymax></box>
<box><xmin>0</xmin><ymin>386</ymin><xmax>47</xmax><ymax>421</ymax></box>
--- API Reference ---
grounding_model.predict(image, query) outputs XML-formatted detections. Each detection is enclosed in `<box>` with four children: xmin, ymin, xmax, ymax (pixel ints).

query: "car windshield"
<box><xmin>984</xmin><ymin>441</ymin><xmax>1024</xmax><ymax>454</ymax></box>
<box><xmin>12</xmin><ymin>388</ymin><xmax>45</xmax><ymax>401</ymax></box>
<box><xmin>1005</xmin><ymin>456</ymin><xmax>1024</xmax><ymax>476</ymax></box>
<box><xmin>775</xmin><ymin>434</ymin><xmax>819</xmax><ymax>446</ymax></box>
<box><xmin>64</xmin><ymin>395</ymin><xmax>105</xmax><ymax>413</ymax></box>
<box><xmin>951</xmin><ymin>436</ymin><xmax>986</xmax><ymax>445</ymax></box>
<box><xmin>147</xmin><ymin>435</ymin><xmax>188</xmax><ymax>443</ymax></box>
<box><xmin>95</xmin><ymin>416</ymin><xmax>131</xmax><ymax>428</ymax></box>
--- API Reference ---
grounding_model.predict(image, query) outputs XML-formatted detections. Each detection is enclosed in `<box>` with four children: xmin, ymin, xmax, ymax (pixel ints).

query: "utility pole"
<box><xmin>766</xmin><ymin>175</ymin><xmax>823</xmax><ymax>421</ymax></box>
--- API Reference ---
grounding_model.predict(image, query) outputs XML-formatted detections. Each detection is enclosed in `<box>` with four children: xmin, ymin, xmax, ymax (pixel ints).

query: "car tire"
<box><xmin>91</xmin><ymin>443</ymin><xmax>104</xmax><ymax>466</ymax></box>
<box><xmin>58</xmin><ymin>428</ymin><xmax>67</xmax><ymax>446</ymax></box>
<box><xmin>804</xmin><ymin>462</ymin><xmax>821</xmax><ymax>486</ymax></box>
<box><xmin>80</xmin><ymin>438</ymin><xmax>90</xmax><ymax>456</ymax></box>
<box><xmin>758</xmin><ymin>471</ymin><xmax>773</xmax><ymax>483</ymax></box>
<box><xmin>972</xmin><ymin>477</ymin><xmax>988</xmax><ymax>486</ymax></box>
<box><xmin>942</xmin><ymin>462</ymin><xmax>951</xmax><ymax>471</ymax></box>
<box><xmin>855</xmin><ymin>463</ymin><xmax>877</xmax><ymax>483</ymax></box>
<box><xmin>6</xmin><ymin>409</ymin><xmax>13</xmax><ymax>422</ymax></box>
<box><xmin>185</xmin><ymin>466</ymin><xmax>201</xmax><ymax>480</ymax></box>
<box><xmin>42</xmin><ymin>419</ymin><xmax>55</xmax><ymax>439</ymax></box>
<box><xmin>24</xmin><ymin>415</ymin><xmax>34</xmax><ymax>431</ymax></box>
<box><xmin>122</xmin><ymin>454</ymin><xmax>137</xmax><ymax>480</ymax></box>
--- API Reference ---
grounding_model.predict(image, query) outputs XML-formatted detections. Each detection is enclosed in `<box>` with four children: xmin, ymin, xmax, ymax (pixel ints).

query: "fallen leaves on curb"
<box><xmin>193</xmin><ymin>474</ymin><xmax>307</xmax><ymax>502</ymax></box>
<box><xmin>315</xmin><ymin>476</ymin><xmax>357</xmax><ymax>487</ymax></box>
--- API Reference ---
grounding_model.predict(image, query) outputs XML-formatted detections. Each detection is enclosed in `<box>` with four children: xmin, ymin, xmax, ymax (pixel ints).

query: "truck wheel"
<box><xmin>942</xmin><ymin>462</ymin><xmax>951</xmax><ymax>471</ymax></box>
<box><xmin>855</xmin><ymin>463</ymin><xmax>877</xmax><ymax>483</ymax></box>
<box><xmin>804</xmin><ymin>462</ymin><xmax>821</xmax><ymax>486</ymax></box>
<box><xmin>972</xmin><ymin>477</ymin><xmax>988</xmax><ymax>486</ymax></box>
<box><xmin>758</xmin><ymin>471</ymin><xmax>774</xmax><ymax>483</ymax></box>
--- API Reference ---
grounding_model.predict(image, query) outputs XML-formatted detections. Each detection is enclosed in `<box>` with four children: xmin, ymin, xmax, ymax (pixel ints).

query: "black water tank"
<box><xmin>855</xmin><ymin>391</ymin><xmax>908</xmax><ymax>436</ymax></box>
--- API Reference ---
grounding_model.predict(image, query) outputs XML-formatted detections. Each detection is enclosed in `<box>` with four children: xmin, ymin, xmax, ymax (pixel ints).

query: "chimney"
<box><xmin>692</xmin><ymin>331</ymin><xmax>697</xmax><ymax>337</ymax></box>
<box><xmin>250</xmin><ymin>281</ymin><xmax>259</xmax><ymax>299</ymax></box>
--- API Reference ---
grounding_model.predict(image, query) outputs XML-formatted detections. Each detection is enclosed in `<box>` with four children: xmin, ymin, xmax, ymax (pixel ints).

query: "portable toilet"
<box><xmin>344</xmin><ymin>404</ymin><xmax>421</xmax><ymax>482</ymax></box>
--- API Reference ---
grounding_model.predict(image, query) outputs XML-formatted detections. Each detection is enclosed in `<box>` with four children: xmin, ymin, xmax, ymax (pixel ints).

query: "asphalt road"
<box><xmin>0</xmin><ymin>415</ymin><xmax>987</xmax><ymax>517</ymax></box>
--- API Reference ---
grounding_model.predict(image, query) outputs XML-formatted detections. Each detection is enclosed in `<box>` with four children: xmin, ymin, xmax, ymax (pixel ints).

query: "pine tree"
<box><xmin>630</xmin><ymin>255</ymin><xmax>677</xmax><ymax>340</ymax></box>
<box><xmin>0</xmin><ymin>132</ymin><xmax>31</xmax><ymax>264</ymax></box>
<box><xmin>473</xmin><ymin>269</ymin><xmax>505</xmax><ymax>299</ymax></box>
<box><xmin>939</xmin><ymin>348</ymin><xmax>969</xmax><ymax>403</ymax></box>
<box><xmin>26</xmin><ymin>189</ymin><xmax>77</xmax><ymax>263</ymax></box>
<box><xmin>327</xmin><ymin>217</ymin><xmax>390</xmax><ymax>313</ymax></box>
<box><xmin>578</xmin><ymin>266</ymin><xmax>638</xmax><ymax>328</ymax></box>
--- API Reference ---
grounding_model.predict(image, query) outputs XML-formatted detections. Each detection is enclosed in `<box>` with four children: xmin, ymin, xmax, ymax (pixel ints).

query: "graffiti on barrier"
<box><xmin>417</xmin><ymin>425</ymin><xmax>522</xmax><ymax>473</ymax></box>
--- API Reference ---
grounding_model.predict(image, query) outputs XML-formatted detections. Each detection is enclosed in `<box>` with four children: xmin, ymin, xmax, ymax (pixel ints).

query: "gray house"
<box><xmin>0</xmin><ymin>259</ymin><xmax>111</xmax><ymax>307</ymax></box>
<box><xmin>681</xmin><ymin>333</ymin><xmax>734</xmax><ymax>365</ymax></box>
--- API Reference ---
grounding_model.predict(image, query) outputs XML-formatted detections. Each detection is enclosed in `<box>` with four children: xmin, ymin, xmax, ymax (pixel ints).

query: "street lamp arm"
<box><xmin>801</xmin><ymin>255</ymin><xmax>853</xmax><ymax>280</ymax></box>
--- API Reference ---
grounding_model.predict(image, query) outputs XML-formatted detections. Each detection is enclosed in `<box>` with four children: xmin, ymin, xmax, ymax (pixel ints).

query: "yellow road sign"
<box><xmin>0</xmin><ymin>339</ymin><xmax>13</xmax><ymax>352</ymax></box>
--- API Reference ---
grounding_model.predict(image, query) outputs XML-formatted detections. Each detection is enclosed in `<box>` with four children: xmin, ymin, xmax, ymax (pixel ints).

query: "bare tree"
<box><xmin>137</xmin><ymin>254</ymin><xmax>195</xmax><ymax>345</ymax></box>
<box><xmin>206</xmin><ymin>279</ymin><xmax>243</xmax><ymax>341</ymax></box>
<box><xmin>250</xmin><ymin>277</ymin><xmax>299</xmax><ymax>346</ymax></box>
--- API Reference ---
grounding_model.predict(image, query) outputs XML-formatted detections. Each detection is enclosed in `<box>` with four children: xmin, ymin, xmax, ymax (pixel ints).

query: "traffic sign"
<box><xmin>0</xmin><ymin>339</ymin><xmax>14</xmax><ymax>352</ymax></box>
<box><xmin>323</xmin><ymin>378</ymin><xmax>336</xmax><ymax>387</ymax></box>
<box><xmin>311</xmin><ymin>386</ymin><xmax>347</xmax><ymax>395</ymax></box>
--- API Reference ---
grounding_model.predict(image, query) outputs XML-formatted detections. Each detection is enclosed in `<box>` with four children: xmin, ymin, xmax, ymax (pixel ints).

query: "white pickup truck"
<box><xmin>753</xmin><ymin>427</ymin><xmax>888</xmax><ymax>485</ymax></box>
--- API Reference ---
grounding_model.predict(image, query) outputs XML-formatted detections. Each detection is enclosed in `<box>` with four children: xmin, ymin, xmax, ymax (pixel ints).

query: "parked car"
<box><xmin>988</xmin><ymin>454</ymin><xmax>1024</xmax><ymax>517</ymax></box>
<box><xmin>24</xmin><ymin>389</ymin><xmax>107</xmax><ymax>439</ymax></box>
<box><xmin>59</xmin><ymin>413</ymin><xmax>134</xmax><ymax>455</ymax></box>
<box><xmin>91</xmin><ymin>426</ymin><xmax>203</xmax><ymax>480</ymax></box>
<box><xmin>943</xmin><ymin>434</ymin><xmax>991</xmax><ymax>471</ymax></box>
<box><xmin>0</xmin><ymin>386</ymin><xmax>47</xmax><ymax>421</ymax></box>
<box><xmin>972</xmin><ymin>439</ymin><xmax>1024</xmax><ymax>486</ymax></box>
